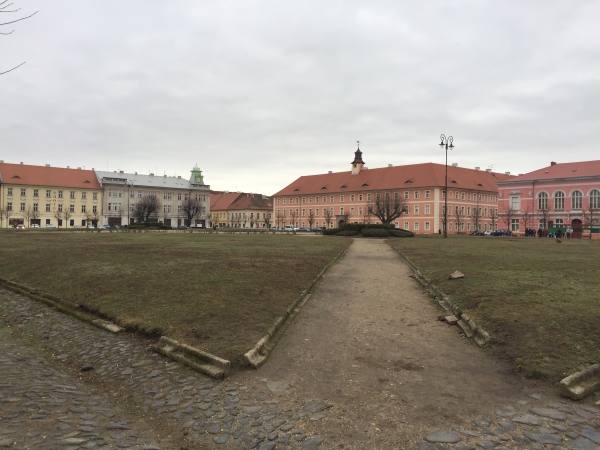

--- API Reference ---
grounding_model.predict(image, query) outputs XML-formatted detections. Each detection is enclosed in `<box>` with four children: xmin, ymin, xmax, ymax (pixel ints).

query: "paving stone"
<box><xmin>581</xmin><ymin>429</ymin><xmax>600</xmax><ymax>444</ymax></box>
<box><xmin>567</xmin><ymin>437</ymin><xmax>599</xmax><ymax>450</ymax></box>
<box><xmin>549</xmin><ymin>423</ymin><xmax>567</xmax><ymax>432</ymax></box>
<box><xmin>259</xmin><ymin>443</ymin><xmax>276</xmax><ymax>450</ymax></box>
<box><xmin>497</xmin><ymin>421</ymin><xmax>515</xmax><ymax>431</ymax></box>
<box><xmin>454</xmin><ymin>427</ymin><xmax>479</xmax><ymax>437</ymax></box>
<box><xmin>512</xmin><ymin>436</ymin><xmax>530</xmax><ymax>444</ymax></box>
<box><xmin>424</xmin><ymin>431</ymin><xmax>461</xmax><ymax>444</ymax></box>
<box><xmin>476</xmin><ymin>441</ymin><xmax>498</xmax><ymax>450</ymax></box>
<box><xmin>301</xmin><ymin>436</ymin><xmax>325</xmax><ymax>449</ymax></box>
<box><xmin>513</xmin><ymin>414</ymin><xmax>543</xmax><ymax>426</ymax></box>
<box><xmin>523</xmin><ymin>432</ymin><xmax>562</xmax><ymax>445</ymax></box>
<box><xmin>303</xmin><ymin>400</ymin><xmax>332</xmax><ymax>414</ymax></box>
<box><xmin>213</xmin><ymin>434</ymin><xmax>230</xmax><ymax>444</ymax></box>
<box><xmin>495</xmin><ymin>407</ymin><xmax>516</xmax><ymax>418</ymax></box>
<box><xmin>530</xmin><ymin>408</ymin><xmax>568</xmax><ymax>421</ymax></box>
<box><xmin>472</xmin><ymin>419</ymin><xmax>492</xmax><ymax>428</ymax></box>
<box><xmin>243</xmin><ymin>406</ymin><xmax>262</xmax><ymax>414</ymax></box>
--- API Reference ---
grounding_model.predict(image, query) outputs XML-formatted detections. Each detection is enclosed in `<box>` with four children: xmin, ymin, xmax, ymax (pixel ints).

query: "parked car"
<box><xmin>484</xmin><ymin>230</ymin><xmax>493</xmax><ymax>236</ymax></box>
<box><xmin>45</xmin><ymin>224</ymin><xmax>56</xmax><ymax>228</ymax></box>
<box><xmin>15</xmin><ymin>224</ymin><xmax>25</xmax><ymax>229</ymax></box>
<box><xmin>102</xmin><ymin>225</ymin><xmax>111</xmax><ymax>229</ymax></box>
<box><xmin>491</xmin><ymin>229</ymin><xmax>512</xmax><ymax>236</ymax></box>
<box><xmin>86</xmin><ymin>224</ymin><xmax>95</xmax><ymax>229</ymax></box>
<box><xmin>311</xmin><ymin>227</ymin><xmax>322</xmax><ymax>232</ymax></box>
<box><xmin>468</xmin><ymin>230</ymin><xmax>485</xmax><ymax>236</ymax></box>
<box><xmin>297</xmin><ymin>227</ymin><xmax>311</xmax><ymax>232</ymax></box>
<box><xmin>284</xmin><ymin>226</ymin><xmax>298</xmax><ymax>231</ymax></box>
<box><xmin>175</xmin><ymin>225</ymin><xmax>187</xmax><ymax>230</ymax></box>
<box><xmin>31</xmin><ymin>223</ymin><xmax>40</xmax><ymax>228</ymax></box>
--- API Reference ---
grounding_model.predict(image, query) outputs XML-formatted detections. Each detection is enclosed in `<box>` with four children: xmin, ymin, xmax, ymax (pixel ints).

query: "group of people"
<box><xmin>524</xmin><ymin>227</ymin><xmax>571</xmax><ymax>238</ymax></box>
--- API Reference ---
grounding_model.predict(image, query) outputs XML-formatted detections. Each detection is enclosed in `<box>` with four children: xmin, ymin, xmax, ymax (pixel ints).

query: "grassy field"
<box><xmin>388</xmin><ymin>235</ymin><xmax>600</xmax><ymax>382</ymax></box>
<box><xmin>0</xmin><ymin>232</ymin><xmax>349</xmax><ymax>366</ymax></box>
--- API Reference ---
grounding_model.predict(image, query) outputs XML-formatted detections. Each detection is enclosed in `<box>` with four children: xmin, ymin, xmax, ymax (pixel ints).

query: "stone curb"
<box><xmin>559</xmin><ymin>363</ymin><xmax>600</xmax><ymax>400</ymax></box>
<box><xmin>387</xmin><ymin>243</ymin><xmax>491</xmax><ymax>348</ymax></box>
<box><xmin>151</xmin><ymin>336</ymin><xmax>231</xmax><ymax>379</ymax></box>
<box><xmin>244</xmin><ymin>245</ymin><xmax>351</xmax><ymax>369</ymax></box>
<box><xmin>0</xmin><ymin>276</ymin><xmax>123</xmax><ymax>334</ymax></box>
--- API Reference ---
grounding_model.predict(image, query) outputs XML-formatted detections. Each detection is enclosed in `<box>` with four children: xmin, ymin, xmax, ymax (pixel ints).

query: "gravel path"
<box><xmin>1</xmin><ymin>237</ymin><xmax>599</xmax><ymax>450</ymax></box>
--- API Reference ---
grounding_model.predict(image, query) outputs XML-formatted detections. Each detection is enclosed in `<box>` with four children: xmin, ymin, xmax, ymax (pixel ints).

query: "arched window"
<box><xmin>538</xmin><ymin>192</ymin><xmax>548</xmax><ymax>210</ymax></box>
<box><xmin>571</xmin><ymin>191</ymin><xmax>582</xmax><ymax>210</ymax></box>
<box><xmin>591</xmin><ymin>189</ymin><xmax>600</xmax><ymax>209</ymax></box>
<box><xmin>554</xmin><ymin>191</ymin><xmax>565</xmax><ymax>210</ymax></box>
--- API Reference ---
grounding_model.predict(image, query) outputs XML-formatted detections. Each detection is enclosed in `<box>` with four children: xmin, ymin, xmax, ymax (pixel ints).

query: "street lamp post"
<box><xmin>439</xmin><ymin>134</ymin><xmax>454</xmax><ymax>238</ymax></box>
<box><xmin>126</xmin><ymin>179</ymin><xmax>134</xmax><ymax>225</ymax></box>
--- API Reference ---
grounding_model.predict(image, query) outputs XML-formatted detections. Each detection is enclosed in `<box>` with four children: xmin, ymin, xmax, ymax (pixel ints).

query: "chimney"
<box><xmin>518</xmin><ymin>173</ymin><xmax>523</xmax><ymax>176</ymax></box>
<box><xmin>0</xmin><ymin>160</ymin><xmax>3</xmax><ymax>163</ymax></box>
<box><xmin>20</xmin><ymin>162</ymin><xmax>24</xmax><ymax>165</ymax></box>
<box><xmin>164</xmin><ymin>174</ymin><xmax>167</xmax><ymax>177</ymax></box>
<box><xmin>328</xmin><ymin>171</ymin><xmax>332</xmax><ymax>174</ymax></box>
<box><xmin>475</xmin><ymin>167</ymin><xmax>480</xmax><ymax>171</ymax></box>
<box><xmin>45</xmin><ymin>164</ymin><xmax>50</xmax><ymax>167</ymax></box>
<box><xmin>452</xmin><ymin>163</ymin><xmax>458</xmax><ymax>167</ymax></box>
<box><xmin>505</xmin><ymin>172</ymin><xmax>510</xmax><ymax>175</ymax></box>
<box><xmin>120</xmin><ymin>170</ymin><xmax>124</xmax><ymax>174</ymax></box>
<box><xmin>178</xmin><ymin>176</ymin><xmax>181</xmax><ymax>178</ymax></box>
<box><xmin>150</xmin><ymin>173</ymin><xmax>154</xmax><ymax>176</ymax></box>
<box><xmin>135</xmin><ymin>172</ymin><xmax>137</xmax><ymax>175</ymax></box>
<box><xmin>388</xmin><ymin>164</ymin><xmax>393</xmax><ymax>167</ymax></box>
<box><xmin>550</xmin><ymin>161</ymin><xmax>557</xmax><ymax>166</ymax></box>
<box><xmin>486</xmin><ymin>168</ymin><xmax>491</xmax><ymax>173</ymax></box>
<box><xmin>77</xmin><ymin>167</ymin><xmax>81</xmax><ymax>170</ymax></box>
<box><xmin>92</xmin><ymin>168</ymin><xmax>94</xmax><ymax>170</ymax></box>
<box><xmin>67</xmin><ymin>166</ymin><xmax>70</xmax><ymax>168</ymax></box>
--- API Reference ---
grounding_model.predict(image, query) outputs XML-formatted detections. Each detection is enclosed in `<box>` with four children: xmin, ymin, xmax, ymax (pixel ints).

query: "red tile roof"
<box><xmin>274</xmin><ymin>163</ymin><xmax>513</xmax><ymax>196</ymax></box>
<box><xmin>228</xmin><ymin>194</ymin><xmax>273</xmax><ymax>211</ymax></box>
<box><xmin>497</xmin><ymin>160</ymin><xmax>600</xmax><ymax>184</ymax></box>
<box><xmin>210</xmin><ymin>192</ymin><xmax>242</xmax><ymax>210</ymax></box>
<box><xmin>0</xmin><ymin>163</ymin><xmax>101</xmax><ymax>189</ymax></box>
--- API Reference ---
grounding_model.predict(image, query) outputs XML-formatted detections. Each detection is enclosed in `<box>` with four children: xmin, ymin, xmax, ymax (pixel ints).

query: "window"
<box><xmin>425</xmin><ymin>205</ymin><xmax>430</xmax><ymax>215</ymax></box>
<box><xmin>571</xmin><ymin>191</ymin><xmax>582</xmax><ymax>210</ymax></box>
<box><xmin>93</xmin><ymin>192</ymin><xmax>98</xmax><ymax>200</ymax></box>
<box><xmin>81</xmin><ymin>205</ymin><xmax>86</xmax><ymax>213</ymax></box>
<box><xmin>330</xmin><ymin>196</ymin><xmax>334</xmax><ymax>202</ymax></box>
<box><xmin>164</xmin><ymin>192</ymin><xmax>172</xmax><ymax>200</ymax></box>
<box><xmin>308</xmin><ymin>197</ymin><xmax>312</xmax><ymax>203</ymax></box>
<box><xmin>403</xmin><ymin>191</ymin><xmax>409</xmax><ymax>199</ymax></box>
<box><xmin>358</xmin><ymin>207</ymin><xmax>362</xmax><ymax>216</ymax></box>
<box><xmin>484</xmin><ymin>194</ymin><xmax>488</xmax><ymax>201</ymax></box>
<box><xmin>301</xmin><ymin>197</ymin><xmax>305</xmax><ymax>204</ymax></box>
<box><xmin>315</xmin><ymin>196</ymin><xmax>319</xmax><ymax>203</ymax></box>
<box><xmin>538</xmin><ymin>192</ymin><xmax>548</xmax><ymax>210</ymax></box>
<box><xmin>442</xmin><ymin>190</ymin><xmax>445</xmax><ymax>199</ymax></box>
<box><xmin>350</xmin><ymin>195</ymin><xmax>355</xmax><ymax>202</ymax></box>
<box><xmin>20</xmin><ymin>202</ymin><xmax>25</xmax><ymax>211</ymax></box>
<box><xmin>33</xmin><ymin>203</ymin><xmax>39</xmax><ymax>212</ymax></box>
<box><xmin>164</xmin><ymin>205</ymin><xmax>171</xmax><ymax>213</ymax></box>
<box><xmin>6</xmin><ymin>202</ymin><xmax>12</xmax><ymax>211</ymax></box>
<box><xmin>367</xmin><ymin>194</ymin><xmax>371</xmax><ymax>201</ymax></box>
<box><xmin>414</xmin><ymin>205</ymin><xmax>419</xmax><ymax>215</ymax></box>
<box><xmin>425</xmin><ymin>222</ymin><xmax>430</xmax><ymax>230</ymax></box>
<box><xmin>323</xmin><ymin>196</ymin><xmax>326</xmax><ymax>203</ymax></box>
<box><xmin>461</xmin><ymin>192</ymin><xmax>465</xmax><ymax>200</ymax></box>
<box><xmin>467</xmin><ymin>193</ymin><xmax>471</xmax><ymax>200</ymax></box>
<box><xmin>467</xmin><ymin>223</ymin><xmax>471</xmax><ymax>231</ymax></box>
<box><xmin>295</xmin><ymin>197</ymin><xmax>299</xmax><ymax>204</ymax></box>
<box><xmin>45</xmin><ymin>204</ymin><xmax>51</xmax><ymax>212</ymax></box>
<box><xmin>33</xmin><ymin>189</ymin><xmax>39</xmax><ymax>197</ymax></box>
<box><xmin>404</xmin><ymin>221</ymin><xmax>409</xmax><ymax>229</ymax></box>
<box><xmin>70</xmin><ymin>191</ymin><xmax>75</xmax><ymax>199</ymax></box>
<box><xmin>81</xmin><ymin>192</ymin><xmax>86</xmax><ymax>199</ymax></box>
<box><xmin>340</xmin><ymin>207</ymin><xmax>344</xmax><ymax>214</ymax></box>
<box><xmin>510</xmin><ymin>196</ymin><xmax>519</xmax><ymax>210</ymax></box>
<box><xmin>69</xmin><ymin>204</ymin><xmax>75</xmax><ymax>213</ymax></box>
<box><xmin>178</xmin><ymin>205</ymin><xmax>182</xmax><ymax>213</ymax></box>
<box><xmin>7</xmin><ymin>188</ymin><xmax>12</xmax><ymax>196</ymax></box>
<box><xmin>45</xmin><ymin>190</ymin><xmax>51</xmax><ymax>198</ymax></box>
<box><xmin>302</xmin><ymin>209</ymin><xmax>305</xmax><ymax>216</ymax></box>
<box><xmin>316</xmin><ymin>208</ymin><xmax>319</xmax><ymax>216</ymax></box>
<box><xmin>350</xmin><ymin>207</ymin><xmax>354</xmax><ymax>215</ymax></box>
<box><xmin>554</xmin><ymin>191</ymin><xmax>564</xmax><ymax>210</ymax></box>
<box><xmin>58</xmin><ymin>204</ymin><xmax>63</xmax><ymax>212</ymax></box>
<box><xmin>149</xmin><ymin>191</ymin><xmax>157</xmax><ymax>198</ymax></box>
<box><xmin>93</xmin><ymin>205</ymin><xmax>97</xmax><ymax>213</ymax></box>
<box><xmin>479</xmin><ymin>194</ymin><xmax>482</xmax><ymax>201</ymax></box>
<box><xmin>455</xmin><ymin>191</ymin><xmax>459</xmax><ymax>199</ymax></box>
<box><xmin>484</xmin><ymin>208</ymin><xmax>488</xmax><ymax>216</ymax></box>
<box><xmin>21</xmin><ymin>188</ymin><xmax>26</xmax><ymax>196</ymax></box>
<box><xmin>591</xmin><ymin>190</ymin><xmax>600</xmax><ymax>209</ymax></box>
<box><xmin>414</xmin><ymin>222</ymin><xmax>419</xmax><ymax>230</ymax></box>
<box><xmin>425</xmin><ymin>190</ymin><xmax>431</xmax><ymax>198</ymax></box>
<box><xmin>467</xmin><ymin>207</ymin><xmax>471</xmax><ymax>216</ymax></box>
<box><xmin>511</xmin><ymin>218</ymin><xmax>520</xmax><ymax>232</ymax></box>
<box><xmin>414</xmin><ymin>191</ymin><xmax>420</xmax><ymax>199</ymax></box>
<box><xmin>555</xmin><ymin>218</ymin><xmax>564</xmax><ymax>226</ymax></box>
<box><xmin>340</xmin><ymin>195</ymin><xmax>344</xmax><ymax>202</ymax></box>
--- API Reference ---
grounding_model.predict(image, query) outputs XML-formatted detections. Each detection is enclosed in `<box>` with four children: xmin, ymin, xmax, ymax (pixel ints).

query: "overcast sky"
<box><xmin>3</xmin><ymin>1</ymin><xmax>599</xmax><ymax>195</ymax></box>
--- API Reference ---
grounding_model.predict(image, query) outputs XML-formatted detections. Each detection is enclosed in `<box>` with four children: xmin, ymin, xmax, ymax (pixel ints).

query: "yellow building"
<box><xmin>0</xmin><ymin>162</ymin><xmax>103</xmax><ymax>228</ymax></box>
<box><xmin>210</xmin><ymin>192</ymin><xmax>273</xmax><ymax>228</ymax></box>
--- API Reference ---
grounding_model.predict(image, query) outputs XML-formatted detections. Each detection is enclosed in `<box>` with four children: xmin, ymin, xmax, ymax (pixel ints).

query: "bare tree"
<box><xmin>582</xmin><ymin>206</ymin><xmax>600</xmax><ymax>239</ymax></box>
<box><xmin>289</xmin><ymin>209</ymin><xmax>297</xmax><ymax>229</ymax></box>
<box><xmin>361</xmin><ymin>204</ymin><xmax>371</xmax><ymax>224</ymax></box>
<box><xmin>307</xmin><ymin>210</ymin><xmax>315</xmax><ymax>229</ymax></box>
<box><xmin>54</xmin><ymin>209</ymin><xmax>63</xmax><ymax>228</ymax></box>
<box><xmin>489</xmin><ymin>208</ymin><xmax>499</xmax><ymax>231</ymax></box>
<box><xmin>21</xmin><ymin>207</ymin><xmax>32</xmax><ymax>227</ymax></box>
<box><xmin>91</xmin><ymin>209</ymin><xmax>100</xmax><ymax>227</ymax></box>
<box><xmin>1</xmin><ymin>1</ymin><xmax>38</xmax><ymax>75</ymax></box>
<box><xmin>209</xmin><ymin>212</ymin><xmax>217</xmax><ymax>228</ymax></box>
<box><xmin>340</xmin><ymin>211</ymin><xmax>350</xmax><ymax>226</ymax></box>
<box><xmin>275</xmin><ymin>210</ymin><xmax>282</xmax><ymax>229</ymax></box>
<box><xmin>324</xmin><ymin>208</ymin><xmax>333</xmax><ymax>229</ymax></box>
<box><xmin>521</xmin><ymin>208</ymin><xmax>533</xmax><ymax>232</ymax></box>
<box><xmin>264</xmin><ymin>212</ymin><xmax>271</xmax><ymax>229</ymax></box>
<box><xmin>538</xmin><ymin>207</ymin><xmax>550</xmax><ymax>229</ymax></box>
<box><xmin>63</xmin><ymin>208</ymin><xmax>72</xmax><ymax>227</ymax></box>
<box><xmin>134</xmin><ymin>195</ymin><xmax>162</xmax><ymax>223</ymax></box>
<box><xmin>182</xmin><ymin>195</ymin><xmax>202</xmax><ymax>227</ymax></box>
<box><xmin>453</xmin><ymin>206</ymin><xmax>465</xmax><ymax>234</ymax></box>
<box><xmin>501</xmin><ymin>206</ymin><xmax>516</xmax><ymax>232</ymax></box>
<box><xmin>0</xmin><ymin>206</ymin><xmax>13</xmax><ymax>227</ymax></box>
<box><xmin>368</xmin><ymin>192</ymin><xmax>407</xmax><ymax>224</ymax></box>
<box><xmin>470</xmin><ymin>203</ymin><xmax>482</xmax><ymax>232</ymax></box>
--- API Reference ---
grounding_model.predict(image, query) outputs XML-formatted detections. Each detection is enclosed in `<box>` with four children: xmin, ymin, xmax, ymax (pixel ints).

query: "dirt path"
<box><xmin>236</xmin><ymin>238</ymin><xmax>556</xmax><ymax>449</ymax></box>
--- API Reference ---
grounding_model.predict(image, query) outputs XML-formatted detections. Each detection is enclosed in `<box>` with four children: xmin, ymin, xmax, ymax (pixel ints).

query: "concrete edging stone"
<box><xmin>0</xmin><ymin>276</ymin><xmax>123</xmax><ymax>334</ymax></box>
<box><xmin>559</xmin><ymin>363</ymin><xmax>600</xmax><ymax>400</ymax></box>
<box><xmin>244</xmin><ymin>244</ymin><xmax>351</xmax><ymax>369</ymax></box>
<box><xmin>387</xmin><ymin>243</ymin><xmax>491</xmax><ymax>348</ymax></box>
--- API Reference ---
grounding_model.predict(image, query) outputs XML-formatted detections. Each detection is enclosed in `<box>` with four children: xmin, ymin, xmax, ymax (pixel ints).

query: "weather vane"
<box><xmin>357</xmin><ymin>140</ymin><xmax>360</xmax><ymax>149</ymax></box>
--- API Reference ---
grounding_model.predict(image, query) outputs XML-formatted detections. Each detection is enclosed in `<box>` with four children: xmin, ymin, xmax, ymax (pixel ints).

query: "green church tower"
<box><xmin>190</xmin><ymin>166</ymin><xmax>204</xmax><ymax>185</ymax></box>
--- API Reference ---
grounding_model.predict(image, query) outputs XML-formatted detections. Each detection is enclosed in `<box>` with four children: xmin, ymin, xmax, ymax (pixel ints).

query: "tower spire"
<box><xmin>351</xmin><ymin>141</ymin><xmax>365</xmax><ymax>175</ymax></box>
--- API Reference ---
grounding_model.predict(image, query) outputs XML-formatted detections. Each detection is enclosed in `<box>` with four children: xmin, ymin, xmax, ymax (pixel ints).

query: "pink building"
<box><xmin>496</xmin><ymin>160</ymin><xmax>600</xmax><ymax>238</ymax></box>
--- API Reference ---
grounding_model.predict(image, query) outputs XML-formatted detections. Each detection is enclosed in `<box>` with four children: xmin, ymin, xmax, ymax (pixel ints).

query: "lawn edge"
<box><xmin>386</xmin><ymin>240</ymin><xmax>491</xmax><ymax>348</ymax></box>
<box><xmin>0</xmin><ymin>276</ymin><xmax>124</xmax><ymax>334</ymax></box>
<box><xmin>244</xmin><ymin>242</ymin><xmax>352</xmax><ymax>369</ymax></box>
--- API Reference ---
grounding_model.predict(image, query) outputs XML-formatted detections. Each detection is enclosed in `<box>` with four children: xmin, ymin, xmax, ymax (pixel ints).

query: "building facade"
<box><xmin>0</xmin><ymin>162</ymin><xmax>103</xmax><ymax>228</ymax></box>
<box><xmin>95</xmin><ymin>166</ymin><xmax>210</xmax><ymax>227</ymax></box>
<box><xmin>210</xmin><ymin>192</ymin><xmax>273</xmax><ymax>228</ymax></box>
<box><xmin>497</xmin><ymin>160</ymin><xmax>600</xmax><ymax>238</ymax></box>
<box><xmin>273</xmin><ymin>147</ymin><xmax>512</xmax><ymax>234</ymax></box>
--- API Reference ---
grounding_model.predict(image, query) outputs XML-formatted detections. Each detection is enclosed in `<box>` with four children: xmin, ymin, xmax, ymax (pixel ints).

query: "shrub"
<box><xmin>339</xmin><ymin>223</ymin><xmax>364</xmax><ymax>232</ymax></box>
<box><xmin>323</xmin><ymin>228</ymin><xmax>340</xmax><ymax>236</ymax></box>
<box><xmin>361</xmin><ymin>228</ymin><xmax>390</xmax><ymax>238</ymax></box>
<box><xmin>364</xmin><ymin>223</ymin><xmax>395</xmax><ymax>230</ymax></box>
<box><xmin>389</xmin><ymin>229</ymin><xmax>414</xmax><ymax>238</ymax></box>
<box><xmin>339</xmin><ymin>222</ymin><xmax>396</xmax><ymax>233</ymax></box>
<box><xmin>335</xmin><ymin>230</ymin><xmax>358</xmax><ymax>236</ymax></box>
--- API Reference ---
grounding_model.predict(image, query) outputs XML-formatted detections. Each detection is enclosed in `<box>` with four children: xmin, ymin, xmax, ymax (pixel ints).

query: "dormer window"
<box><xmin>294</xmin><ymin>188</ymin><xmax>300</xmax><ymax>191</ymax></box>
<box><xmin>361</xmin><ymin>183</ymin><xmax>369</xmax><ymax>187</ymax></box>
<box><xmin>321</xmin><ymin>186</ymin><xmax>327</xmax><ymax>190</ymax></box>
<box><xmin>340</xmin><ymin>185</ymin><xmax>347</xmax><ymax>189</ymax></box>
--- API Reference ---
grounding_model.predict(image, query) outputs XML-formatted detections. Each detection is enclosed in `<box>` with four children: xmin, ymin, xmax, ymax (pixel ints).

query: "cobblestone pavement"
<box><xmin>2</xmin><ymin>243</ymin><xmax>600</xmax><ymax>450</ymax></box>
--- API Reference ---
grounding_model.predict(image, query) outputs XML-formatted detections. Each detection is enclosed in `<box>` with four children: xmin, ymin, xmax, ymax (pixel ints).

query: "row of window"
<box><xmin>5</xmin><ymin>202</ymin><xmax>97</xmax><ymax>213</ymax></box>
<box><xmin>6</xmin><ymin>188</ymin><xmax>98</xmax><ymax>200</ymax></box>
<box><xmin>533</xmin><ymin>190</ymin><xmax>600</xmax><ymax>211</ymax></box>
<box><xmin>107</xmin><ymin>190</ymin><xmax>207</xmax><ymax>202</ymax></box>
<box><xmin>275</xmin><ymin>205</ymin><xmax>500</xmax><ymax>218</ymax></box>
<box><xmin>277</xmin><ymin>191</ymin><xmax>497</xmax><ymax>205</ymax></box>
<box><xmin>508</xmin><ymin>218</ymin><xmax>598</xmax><ymax>232</ymax></box>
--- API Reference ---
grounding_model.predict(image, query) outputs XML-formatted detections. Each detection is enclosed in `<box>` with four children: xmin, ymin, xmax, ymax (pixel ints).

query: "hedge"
<box><xmin>335</xmin><ymin>230</ymin><xmax>358</xmax><ymax>236</ymax></box>
<box><xmin>389</xmin><ymin>229</ymin><xmax>414</xmax><ymax>238</ymax></box>
<box><xmin>361</xmin><ymin>228</ymin><xmax>390</xmax><ymax>237</ymax></box>
<box><xmin>323</xmin><ymin>228</ymin><xmax>340</xmax><ymax>235</ymax></box>
<box><xmin>339</xmin><ymin>223</ymin><xmax>395</xmax><ymax>232</ymax></box>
